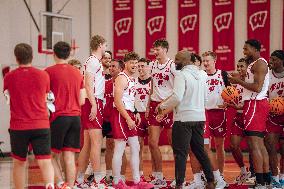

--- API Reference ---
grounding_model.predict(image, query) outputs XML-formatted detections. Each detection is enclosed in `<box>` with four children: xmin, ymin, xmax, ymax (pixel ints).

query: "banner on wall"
<box><xmin>247</xmin><ymin>0</ymin><xmax>270</xmax><ymax>60</ymax></box>
<box><xmin>145</xmin><ymin>0</ymin><xmax>166</xmax><ymax>60</ymax></box>
<box><xmin>178</xmin><ymin>0</ymin><xmax>199</xmax><ymax>53</ymax></box>
<box><xmin>113</xmin><ymin>0</ymin><xmax>133</xmax><ymax>59</ymax></box>
<box><xmin>212</xmin><ymin>0</ymin><xmax>234</xmax><ymax>71</ymax></box>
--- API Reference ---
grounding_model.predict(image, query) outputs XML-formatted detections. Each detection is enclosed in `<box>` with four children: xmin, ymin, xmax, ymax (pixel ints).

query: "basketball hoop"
<box><xmin>38</xmin><ymin>11</ymin><xmax>75</xmax><ymax>55</ymax></box>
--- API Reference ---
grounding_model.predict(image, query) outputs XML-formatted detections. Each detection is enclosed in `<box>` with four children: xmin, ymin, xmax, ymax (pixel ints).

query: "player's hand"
<box><xmin>156</xmin><ymin>112</ymin><xmax>165</xmax><ymax>123</ymax></box>
<box><xmin>126</xmin><ymin>118</ymin><xmax>136</xmax><ymax>130</ymax></box>
<box><xmin>135</xmin><ymin>113</ymin><xmax>141</xmax><ymax>126</ymax></box>
<box><xmin>89</xmin><ymin>105</ymin><xmax>97</xmax><ymax>121</ymax></box>
<box><xmin>228</xmin><ymin>72</ymin><xmax>242</xmax><ymax>84</ymax></box>
<box><xmin>155</xmin><ymin>103</ymin><xmax>164</xmax><ymax>115</ymax></box>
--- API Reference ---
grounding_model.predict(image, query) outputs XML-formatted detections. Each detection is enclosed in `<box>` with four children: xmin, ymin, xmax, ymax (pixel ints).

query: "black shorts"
<box><xmin>9</xmin><ymin>129</ymin><xmax>51</xmax><ymax>161</ymax></box>
<box><xmin>51</xmin><ymin>116</ymin><xmax>81</xmax><ymax>153</ymax></box>
<box><xmin>102</xmin><ymin>121</ymin><xmax>112</xmax><ymax>138</ymax></box>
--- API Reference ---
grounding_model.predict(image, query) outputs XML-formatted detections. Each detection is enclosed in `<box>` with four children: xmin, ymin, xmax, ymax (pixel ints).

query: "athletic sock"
<box><xmin>240</xmin><ymin>166</ymin><xmax>247</xmax><ymax>174</ymax></box>
<box><xmin>76</xmin><ymin>172</ymin><xmax>85</xmax><ymax>183</ymax></box>
<box><xmin>152</xmin><ymin>172</ymin><xmax>158</xmax><ymax>178</ymax></box>
<box><xmin>156</xmin><ymin>172</ymin><xmax>164</xmax><ymax>180</ymax></box>
<box><xmin>94</xmin><ymin>172</ymin><xmax>104</xmax><ymax>183</ymax></box>
<box><xmin>106</xmin><ymin>170</ymin><xmax>112</xmax><ymax>179</ymax></box>
<box><xmin>255</xmin><ymin>173</ymin><xmax>264</xmax><ymax>185</ymax></box>
<box><xmin>213</xmin><ymin>170</ymin><xmax>222</xmax><ymax>181</ymax></box>
<box><xmin>128</xmin><ymin>136</ymin><xmax>140</xmax><ymax>184</ymax></box>
<box><xmin>193</xmin><ymin>172</ymin><xmax>203</xmax><ymax>183</ymax></box>
<box><xmin>263</xmin><ymin>172</ymin><xmax>271</xmax><ymax>185</ymax></box>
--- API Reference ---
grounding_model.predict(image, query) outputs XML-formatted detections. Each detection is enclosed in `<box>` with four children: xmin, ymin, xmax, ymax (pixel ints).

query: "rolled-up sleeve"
<box><xmin>160</xmin><ymin>72</ymin><xmax>185</xmax><ymax>110</ymax></box>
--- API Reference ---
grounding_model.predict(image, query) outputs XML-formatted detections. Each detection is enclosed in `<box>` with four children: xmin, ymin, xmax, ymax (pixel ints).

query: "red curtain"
<box><xmin>113</xmin><ymin>0</ymin><xmax>133</xmax><ymax>59</ymax></box>
<box><xmin>145</xmin><ymin>0</ymin><xmax>166</xmax><ymax>60</ymax></box>
<box><xmin>212</xmin><ymin>0</ymin><xmax>235</xmax><ymax>71</ymax></box>
<box><xmin>247</xmin><ymin>0</ymin><xmax>270</xmax><ymax>60</ymax></box>
<box><xmin>178</xmin><ymin>0</ymin><xmax>199</xmax><ymax>53</ymax></box>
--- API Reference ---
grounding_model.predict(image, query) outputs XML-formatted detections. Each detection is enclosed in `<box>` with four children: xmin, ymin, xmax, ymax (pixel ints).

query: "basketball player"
<box><xmin>228</xmin><ymin>58</ymin><xmax>251</xmax><ymax>184</ymax></box>
<box><xmin>102</xmin><ymin>51</ymin><xmax>112</xmax><ymax>77</ymax></box>
<box><xmin>134</xmin><ymin>58</ymin><xmax>152</xmax><ymax>181</ymax></box>
<box><xmin>202</xmin><ymin>51</ymin><xmax>229</xmax><ymax>174</ymax></box>
<box><xmin>265</xmin><ymin>50</ymin><xmax>284</xmax><ymax>188</ymax></box>
<box><xmin>74</xmin><ymin>35</ymin><xmax>106</xmax><ymax>188</ymax></box>
<box><xmin>84</xmin><ymin>51</ymin><xmax>113</xmax><ymax>181</ymax></box>
<box><xmin>228</xmin><ymin>39</ymin><xmax>270</xmax><ymax>187</ymax></box>
<box><xmin>4</xmin><ymin>43</ymin><xmax>54</xmax><ymax>189</ymax></box>
<box><xmin>156</xmin><ymin>50</ymin><xmax>215</xmax><ymax>189</ymax></box>
<box><xmin>102</xmin><ymin>59</ymin><xmax>128</xmax><ymax>184</ymax></box>
<box><xmin>146</xmin><ymin>39</ymin><xmax>175</xmax><ymax>187</ymax></box>
<box><xmin>112</xmin><ymin>52</ymin><xmax>153</xmax><ymax>189</ymax></box>
<box><xmin>45</xmin><ymin>42</ymin><xmax>84</xmax><ymax>188</ymax></box>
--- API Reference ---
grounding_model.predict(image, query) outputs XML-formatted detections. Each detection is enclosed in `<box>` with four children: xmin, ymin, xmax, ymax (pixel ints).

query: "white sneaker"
<box><xmin>187</xmin><ymin>181</ymin><xmax>205</xmax><ymax>189</ymax></box>
<box><xmin>215</xmin><ymin>177</ymin><xmax>227</xmax><ymax>189</ymax></box>
<box><xmin>150</xmin><ymin>178</ymin><xmax>167</xmax><ymax>188</ymax></box>
<box><xmin>235</xmin><ymin>171</ymin><xmax>252</xmax><ymax>184</ymax></box>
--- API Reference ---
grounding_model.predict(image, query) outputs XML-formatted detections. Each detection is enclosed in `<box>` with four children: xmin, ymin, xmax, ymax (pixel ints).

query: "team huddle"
<box><xmin>3</xmin><ymin>35</ymin><xmax>284</xmax><ymax>189</ymax></box>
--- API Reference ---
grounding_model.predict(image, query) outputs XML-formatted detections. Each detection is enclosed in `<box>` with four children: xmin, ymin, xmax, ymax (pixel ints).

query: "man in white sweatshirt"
<box><xmin>156</xmin><ymin>50</ymin><xmax>214</xmax><ymax>189</ymax></box>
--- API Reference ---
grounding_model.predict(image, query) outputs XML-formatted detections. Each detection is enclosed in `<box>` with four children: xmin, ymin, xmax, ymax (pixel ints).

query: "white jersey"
<box><xmin>83</xmin><ymin>55</ymin><xmax>105</xmax><ymax>100</ymax></box>
<box><xmin>206</xmin><ymin>69</ymin><xmax>225</xmax><ymax>109</ymax></box>
<box><xmin>243</xmin><ymin>58</ymin><xmax>269</xmax><ymax>101</ymax></box>
<box><xmin>117</xmin><ymin>72</ymin><xmax>135</xmax><ymax>112</ymax></box>
<box><xmin>268</xmin><ymin>69</ymin><xmax>284</xmax><ymax>99</ymax></box>
<box><xmin>134</xmin><ymin>77</ymin><xmax>151</xmax><ymax>112</ymax></box>
<box><xmin>150</xmin><ymin>58</ymin><xmax>175</xmax><ymax>102</ymax></box>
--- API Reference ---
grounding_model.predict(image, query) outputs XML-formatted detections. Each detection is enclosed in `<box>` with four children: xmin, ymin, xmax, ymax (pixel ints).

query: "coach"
<box><xmin>156</xmin><ymin>50</ymin><xmax>214</xmax><ymax>189</ymax></box>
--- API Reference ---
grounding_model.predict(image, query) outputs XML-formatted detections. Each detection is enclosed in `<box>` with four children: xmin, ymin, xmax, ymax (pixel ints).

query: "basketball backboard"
<box><xmin>38</xmin><ymin>11</ymin><xmax>77</xmax><ymax>55</ymax></box>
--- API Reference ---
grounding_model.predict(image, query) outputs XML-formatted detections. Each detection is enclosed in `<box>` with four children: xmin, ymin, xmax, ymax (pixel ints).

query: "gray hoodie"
<box><xmin>160</xmin><ymin>65</ymin><xmax>208</xmax><ymax>122</ymax></box>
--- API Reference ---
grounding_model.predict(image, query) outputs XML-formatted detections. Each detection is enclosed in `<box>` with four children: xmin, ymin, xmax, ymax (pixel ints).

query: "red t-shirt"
<box><xmin>45</xmin><ymin>64</ymin><xmax>84</xmax><ymax>121</ymax></box>
<box><xmin>3</xmin><ymin>67</ymin><xmax>50</xmax><ymax>130</ymax></box>
<box><xmin>103</xmin><ymin>79</ymin><xmax>114</xmax><ymax>122</ymax></box>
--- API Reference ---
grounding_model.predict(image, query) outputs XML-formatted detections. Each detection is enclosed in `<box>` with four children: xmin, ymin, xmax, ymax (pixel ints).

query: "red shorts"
<box><xmin>266</xmin><ymin>114</ymin><xmax>284</xmax><ymax>134</ymax></box>
<box><xmin>137</xmin><ymin>112</ymin><xmax>148</xmax><ymax>137</ymax></box>
<box><xmin>103</xmin><ymin>102</ymin><xmax>113</xmax><ymax>123</ymax></box>
<box><xmin>206</xmin><ymin>109</ymin><xmax>227</xmax><ymax>137</ymax></box>
<box><xmin>112</xmin><ymin>108</ymin><xmax>137</xmax><ymax>140</ymax></box>
<box><xmin>81</xmin><ymin>98</ymin><xmax>103</xmax><ymax>130</ymax></box>
<box><xmin>148</xmin><ymin>101</ymin><xmax>173</xmax><ymax>129</ymax></box>
<box><xmin>231</xmin><ymin>113</ymin><xmax>245</xmax><ymax>136</ymax></box>
<box><xmin>243</xmin><ymin>99</ymin><xmax>269</xmax><ymax>132</ymax></box>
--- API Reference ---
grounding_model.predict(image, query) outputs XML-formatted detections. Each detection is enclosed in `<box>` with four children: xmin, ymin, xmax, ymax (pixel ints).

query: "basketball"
<box><xmin>221</xmin><ymin>86</ymin><xmax>240</xmax><ymax>104</ymax></box>
<box><xmin>269</xmin><ymin>96</ymin><xmax>284</xmax><ymax>115</ymax></box>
